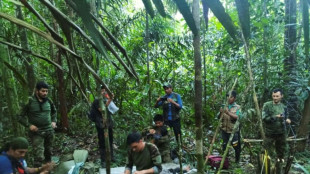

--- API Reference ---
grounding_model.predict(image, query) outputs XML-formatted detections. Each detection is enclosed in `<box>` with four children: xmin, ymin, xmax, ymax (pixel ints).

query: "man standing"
<box><xmin>154</xmin><ymin>84</ymin><xmax>183</xmax><ymax>143</ymax></box>
<box><xmin>0</xmin><ymin>137</ymin><xmax>54</xmax><ymax>174</ymax></box>
<box><xmin>19</xmin><ymin>81</ymin><xmax>57</xmax><ymax>167</ymax></box>
<box><xmin>124</xmin><ymin>132</ymin><xmax>162</xmax><ymax>174</ymax></box>
<box><xmin>262</xmin><ymin>88</ymin><xmax>291</xmax><ymax>162</ymax></box>
<box><xmin>219</xmin><ymin>90</ymin><xmax>242</xmax><ymax>162</ymax></box>
<box><xmin>89</xmin><ymin>86</ymin><xmax>114</xmax><ymax>167</ymax></box>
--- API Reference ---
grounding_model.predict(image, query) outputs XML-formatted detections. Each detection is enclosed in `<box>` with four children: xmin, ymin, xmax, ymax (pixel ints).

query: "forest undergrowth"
<box><xmin>46</xmin><ymin>116</ymin><xmax>310</xmax><ymax>174</ymax></box>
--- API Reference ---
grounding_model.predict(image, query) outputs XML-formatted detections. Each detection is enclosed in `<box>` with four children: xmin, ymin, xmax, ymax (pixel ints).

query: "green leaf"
<box><xmin>142</xmin><ymin>0</ymin><xmax>155</xmax><ymax>18</ymax></box>
<box><xmin>152</xmin><ymin>0</ymin><xmax>167</xmax><ymax>17</ymax></box>
<box><xmin>204</xmin><ymin>0</ymin><xmax>238</xmax><ymax>41</ymax></box>
<box><xmin>173</xmin><ymin>0</ymin><xmax>198</xmax><ymax>35</ymax></box>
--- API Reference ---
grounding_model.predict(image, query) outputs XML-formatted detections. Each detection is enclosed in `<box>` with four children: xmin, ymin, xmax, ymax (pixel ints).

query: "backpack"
<box><xmin>87</xmin><ymin>104</ymin><xmax>97</xmax><ymax>122</ymax></box>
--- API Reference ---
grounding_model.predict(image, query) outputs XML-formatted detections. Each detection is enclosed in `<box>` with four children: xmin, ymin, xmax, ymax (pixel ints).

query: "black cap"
<box><xmin>163</xmin><ymin>83</ymin><xmax>172</xmax><ymax>88</ymax></box>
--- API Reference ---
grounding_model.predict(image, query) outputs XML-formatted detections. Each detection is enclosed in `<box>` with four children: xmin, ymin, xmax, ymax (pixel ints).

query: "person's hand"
<box><xmin>149</xmin><ymin>129</ymin><xmax>155</xmax><ymax>134</ymax></box>
<box><xmin>134</xmin><ymin>170</ymin><xmax>145</xmax><ymax>174</ymax></box>
<box><xmin>167</xmin><ymin>98</ymin><xmax>174</xmax><ymax>103</ymax></box>
<box><xmin>224</xmin><ymin>109</ymin><xmax>229</xmax><ymax>115</ymax></box>
<box><xmin>286</xmin><ymin>118</ymin><xmax>291</xmax><ymax>124</ymax></box>
<box><xmin>51</xmin><ymin>122</ymin><xmax>57</xmax><ymax>129</ymax></box>
<box><xmin>276</xmin><ymin>114</ymin><xmax>282</xmax><ymax>118</ymax></box>
<box><xmin>220</xmin><ymin>108</ymin><xmax>224</xmax><ymax>113</ymax></box>
<box><xmin>40</xmin><ymin>162</ymin><xmax>56</xmax><ymax>173</ymax></box>
<box><xmin>29</xmin><ymin>125</ymin><xmax>38</xmax><ymax>132</ymax></box>
<box><xmin>156</xmin><ymin>96</ymin><xmax>161</xmax><ymax>102</ymax></box>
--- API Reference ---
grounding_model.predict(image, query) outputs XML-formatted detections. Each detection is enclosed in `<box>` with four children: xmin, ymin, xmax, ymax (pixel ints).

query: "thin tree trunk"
<box><xmin>284</xmin><ymin>0</ymin><xmax>298</xmax><ymax>127</ymax></box>
<box><xmin>296</xmin><ymin>81</ymin><xmax>310</xmax><ymax>151</ymax></box>
<box><xmin>16</xmin><ymin>6</ymin><xmax>36</xmax><ymax>96</ymax></box>
<box><xmin>243</xmin><ymin>33</ymin><xmax>265</xmax><ymax>139</ymax></box>
<box><xmin>0</xmin><ymin>45</ymin><xmax>22</xmax><ymax>136</ymax></box>
<box><xmin>193</xmin><ymin>0</ymin><xmax>204</xmax><ymax>173</ymax></box>
<box><xmin>99</xmin><ymin>95</ymin><xmax>111</xmax><ymax>174</ymax></box>
<box><xmin>261</xmin><ymin>0</ymin><xmax>270</xmax><ymax>107</ymax></box>
<box><xmin>217</xmin><ymin>121</ymin><xmax>240</xmax><ymax>174</ymax></box>
<box><xmin>203</xmin><ymin>30</ymin><xmax>207</xmax><ymax>112</ymax></box>
<box><xmin>50</xmin><ymin>0</ymin><xmax>69</xmax><ymax>132</ymax></box>
<box><xmin>56</xmin><ymin>50</ymin><xmax>69</xmax><ymax>132</ymax></box>
<box><xmin>302</xmin><ymin>0</ymin><xmax>309</xmax><ymax>69</ymax></box>
<box><xmin>295</xmin><ymin>0</ymin><xmax>310</xmax><ymax>152</ymax></box>
<box><xmin>146</xmin><ymin>10</ymin><xmax>151</xmax><ymax>109</ymax></box>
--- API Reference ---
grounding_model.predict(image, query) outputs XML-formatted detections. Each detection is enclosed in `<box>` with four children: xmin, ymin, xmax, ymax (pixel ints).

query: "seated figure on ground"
<box><xmin>124</xmin><ymin>132</ymin><xmax>162</xmax><ymax>174</ymax></box>
<box><xmin>143</xmin><ymin>114</ymin><xmax>172</xmax><ymax>163</ymax></box>
<box><xmin>0</xmin><ymin>137</ymin><xmax>54</xmax><ymax>174</ymax></box>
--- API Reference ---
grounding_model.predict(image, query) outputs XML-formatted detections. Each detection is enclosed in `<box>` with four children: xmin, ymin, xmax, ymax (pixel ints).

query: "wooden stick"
<box><xmin>243</xmin><ymin>137</ymin><xmax>307</xmax><ymax>143</ymax></box>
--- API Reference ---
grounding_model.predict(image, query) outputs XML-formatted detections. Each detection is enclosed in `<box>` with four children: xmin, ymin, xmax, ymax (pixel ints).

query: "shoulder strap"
<box><xmin>172</xmin><ymin>92</ymin><xmax>178</xmax><ymax>101</ymax></box>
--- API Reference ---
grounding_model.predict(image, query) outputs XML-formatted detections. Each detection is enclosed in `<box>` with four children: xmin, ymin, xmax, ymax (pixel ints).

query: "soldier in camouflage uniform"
<box><xmin>262</xmin><ymin>88</ymin><xmax>291</xmax><ymax>162</ymax></box>
<box><xmin>144</xmin><ymin>114</ymin><xmax>171</xmax><ymax>163</ymax></box>
<box><xmin>19</xmin><ymin>81</ymin><xmax>57</xmax><ymax>167</ymax></box>
<box><xmin>124</xmin><ymin>132</ymin><xmax>162</xmax><ymax>174</ymax></box>
<box><xmin>219</xmin><ymin>90</ymin><xmax>242</xmax><ymax>162</ymax></box>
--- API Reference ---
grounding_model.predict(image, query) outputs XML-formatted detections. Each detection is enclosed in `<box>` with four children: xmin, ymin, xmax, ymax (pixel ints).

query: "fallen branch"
<box><xmin>243</xmin><ymin>137</ymin><xmax>307</xmax><ymax>143</ymax></box>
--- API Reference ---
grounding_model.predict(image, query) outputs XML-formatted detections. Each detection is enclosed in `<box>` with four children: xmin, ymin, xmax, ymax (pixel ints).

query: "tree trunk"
<box><xmin>50</xmin><ymin>0</ymin><xmax>69</xmax><ymax>132</ymax></box>
<box><xmin>302</xmin><ymin>0</ymin><xmax>309</xmax><ymax>69</ymax></box>
<box><xmin>16</xmin><ymin>6</ymin><xmax>36</xmax><ymax>96</ymax></box>
<box><xmin>261</xmin><ymin>0</ymin><xmax>270</xmax><ymax>107</ymax></box>
<box><xmin>202</xmin><ymin>0</ymin><xmax>208</xmax><ymax>116</ymax></box>
<box><xmin>243</xmin><ymin>34</ymin><xmax>265</xmax><ymax>139</ymax></box>
<box><xmin>0</xmin><ymin>45</ymin><xmax>22</xmax><ymax>136</ymax></box>
<box><xmin>237</xmin><ymin>0</ymin><xmax>265</xmax><ymax>139</ymax></box>
<box><xmin>99</xmin><ymin>96</ymin><xmax>111</xmax><ymax>174</ymax></box>
<box><xmin>296</xmin><ymin>81</ymin><xmax>310</xmax><ymax>151</ymax></box>
<box><xmin>193</xmin><ymin>0</ymin><xmax>204</xmax><ymax>173</ymax></box>
<box><xmin>56</xmin><ymin>50</ymin><xmax>69</xmax><ymax>132</ymax></box>
<box><xmin>145</xmin><ymin>10</ymin><xmax>152</xmax><ymax>115</ymax></box>
<box><xmin>284</xmin><ymin>0</ymin><xmax>298</xmax><ymax>129</ymax></box>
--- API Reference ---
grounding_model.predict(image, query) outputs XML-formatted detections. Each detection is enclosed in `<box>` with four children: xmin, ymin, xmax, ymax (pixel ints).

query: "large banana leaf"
<box><xmin>39</xmin><ymin>0</ymin><xmax>100</xmax><ymax>53</ymax></box>
<box><xmin>0</xmin><ymin>12</ymin><xmax>79</xmax><ymax>57</ymax></box>
<box><xmin>204</xmin><ymin>0</ymin><xmax>238</xmax><ymax>41</ymax></box>
<box><xmin>173</xmin><ymin>0</ymin><xmax>198</xmax><ymax>35</ymax></box>
<box><xmin>2</xmin><ymin>60</ymin><xmax>27</xmax><ymax>88</ymax></box>
<box><xmin>235</xmin><ymin>0</ymin><xmax>250</xmax><ymax>42</ymax></box>
<box><xmin>202</xmin><ymin>0</ymin><xmax>209</xmax><ymax>29</ymax></box>
<box><xmin>70</xmin><ymin>0</ymin><xmax>138</xmax><ymax>80</ymax></box>
<box><xmin>0</xmin><ymin>40</ymin><xmax>63</xmax><ymax>70</ymax></box>
<box><xmin>20</xmin><ymin>0</ymin><xmax>63</xmax><ymax>43</ymax></box>
<box><xmin>91</xmin><ymin>14</ymin><xmax>139</xmax><ymax>80</ymax></box>
<box><xmin>0</xmin><ymin>12</ymin><xmax>112</xmax><ymax>96</ymax></box>
<box><xmin>142</xmin><ymin>0</ymin><xmax>155</xmax><ymax>18</ymax></box>
<box><xmin>152</xmin><ymin>0</ymin><xmax>167</xmax><ymax>17</ymax></box>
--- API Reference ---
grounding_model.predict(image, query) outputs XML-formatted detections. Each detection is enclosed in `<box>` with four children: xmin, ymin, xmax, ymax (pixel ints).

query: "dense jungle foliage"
<box><xmin>0</xmin><ymin>0</ymin><xmax>310</xmax><ymax>173</ymax></box>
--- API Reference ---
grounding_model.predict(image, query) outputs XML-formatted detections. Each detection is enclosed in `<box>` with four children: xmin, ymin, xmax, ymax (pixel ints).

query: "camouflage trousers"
<box><xmin>263</xmin><ymin>133</ymin><xmax>287</xmax><ymax>159</ymax></box>
<box><xmin>29</xmin><ymin>130</ymin><xmax>54</xmax><ymax>167</ymax></box>
<box><xmin>161</xmin><ymin>150</ymin><xmax>172</xmax><ymax>163</ymax></box>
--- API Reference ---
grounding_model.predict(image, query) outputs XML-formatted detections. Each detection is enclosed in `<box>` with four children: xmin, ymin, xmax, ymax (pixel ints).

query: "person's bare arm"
<box><xmin>26</xmin><ymin>162</ymin><xmax>55</xmax><ymax>174</ymax></box>
<box><xmin>134</xmin><ymin>168</ymin><xmax>155</xmax><ymax>174</ymax></box>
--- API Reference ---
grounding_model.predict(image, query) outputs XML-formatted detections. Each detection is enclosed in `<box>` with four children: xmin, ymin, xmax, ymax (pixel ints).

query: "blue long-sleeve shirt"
<box><xmin>156</xmin><ymin>93</ymin><xmax>182</xmax><ymax>120</ymax></box>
